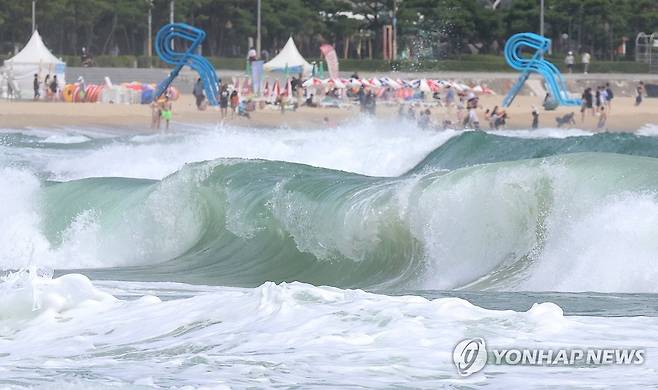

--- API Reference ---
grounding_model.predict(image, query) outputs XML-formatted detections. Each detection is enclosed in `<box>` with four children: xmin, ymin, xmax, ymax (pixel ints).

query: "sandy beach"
<box><xmin>0</xmin><ymin>93</ymin><xmax>655</xmax><ymax>132</ymax></box>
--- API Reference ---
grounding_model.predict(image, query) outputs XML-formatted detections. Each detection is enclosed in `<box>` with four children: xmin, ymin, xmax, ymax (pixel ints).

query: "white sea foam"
<box><xmin>42</xmin><ymin>134</ymin><xmax>92</xmax><ymax>144</ymax></box>
<box><xmin>637</xmin><ymin>123</ymin><xmax>658</xmax><ymax>136</ymax></box>
<box><xmin>37</xmin><ymin>122</ymin><xmax>461</xmax><ymax>180</ymax></box>
<box><xmin>0</xmin><ymin>273</ymin><xmax>656</xmax><ymax>388</ymax></box>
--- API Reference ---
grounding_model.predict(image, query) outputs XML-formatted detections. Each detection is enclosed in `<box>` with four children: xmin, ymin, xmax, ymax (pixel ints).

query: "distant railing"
<box><xmin>636</xmin><ymin>32</ymin><xmax>658</xmax><ymax>73</ymax></box>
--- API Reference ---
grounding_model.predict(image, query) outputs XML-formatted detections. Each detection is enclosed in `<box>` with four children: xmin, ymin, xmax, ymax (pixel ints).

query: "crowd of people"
<box><xmin>578</xmin><ymin>83</ymin><xmax>615</xmax><ymax>130</ymax></box>
<box><xmin>31</xmin><ymin>73</ymin><xmax>61</xmax><ymax>101</ymax></box>
<box><xmin>179</xmin><ymin>74</ymin><xmax>649</xmax><ymax>132</ymax></box>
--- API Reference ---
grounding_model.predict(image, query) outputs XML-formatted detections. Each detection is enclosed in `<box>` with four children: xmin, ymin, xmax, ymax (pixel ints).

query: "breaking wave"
<box><xmin>4</xmin><ymin>130</ymin><xmax>658</xmax><ymax>292</ymax></box>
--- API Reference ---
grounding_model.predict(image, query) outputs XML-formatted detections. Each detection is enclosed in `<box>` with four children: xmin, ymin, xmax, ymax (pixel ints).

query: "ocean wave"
<box><xmin>3</xmin><ymin>149</ymin><xmax>658</xmax><ymax>293</ymax></box>
<box><xmin>1</xmin><ymin>271</ymin><xmax>657</xmax><ymax>387</ymax></box>
<box><xmin>1</xmin><ymin>122</ymin><xmax>461</xmax><ymax>180</ymax></box>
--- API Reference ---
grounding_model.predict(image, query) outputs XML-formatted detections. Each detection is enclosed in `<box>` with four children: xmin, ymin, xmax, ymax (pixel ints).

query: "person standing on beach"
<box><xmin>581</xmin><ymin>87</ymin><xmax>594</xmax><ymax>123</ymax></box>
<box><xmin>161</xmin><ymin>96</ymin><xmax>173</xmax><ymax>131</ymax></box>
<box><xmin>193</xmin><ymin>78</ymin><xmax>206</xmax><ymax>110</ymax></box>
<box><xmin>150</xmin><ymin>98</ymin><xmax>162</xmax><ymax>130</ymax></box>
<box><xmin>33</xmin><ymin>74</ymin><xmax>40</xmax><ymax>100</ymax></box>
<box><xmin>78</xmin><ymin>76</ymin><xmax>87</xmax><ymax>102</ymax></box>
<box><xmin>365</xmin><ymin>91</ymin><xmax>376</xmax><ymax>115</ymax></box>
<box><xmin>565</xmin><ymin>52</ymin><xmax>575</xmax><ymax>73</ymax></box>
<box><xmin>464</xmin><ymin>108</ymin><xmax>480</xmax><ymax>130</ymax></box>
<box><xmin>485</xmin><ymin>106</ymin><xmax>498</xmax><ymax>129</ymax></box>
<box><xmin>219</xmin><ymin>86</ymin><xmax>229</xmax><ymax>119</ymax></box>
<box><xmin>531</xmin><ymin>107</ymin><xmax>539</xmax><ymax>129</ymax></box>
<box><xmin>596</xmin><ymin>106</ymin><xmax>607</xmax><ymax>131</ymax></box>
<box><xmin>582</xmin><ymin>51</ymin><xmax>591</xmax><ymax>74</ymax></box>
<box><xmin>277</xmin><ymin>92</ymin><xmax>288</xmax><ymax>114</ymax></box>
<box><xmin>445</xmin><ymin>85</ymin><xmax>455</xmax><ymax>107</ymax></box>
<box><xmin>50</xmin><ymin>75</ymin><xmax>59</xmax><ymax>100</ymax></box>
<box><xmin>599</xmin><ymin>86</ymin><xmax>608</xmax><ymax>111</ymax></box>
<box><xmin>605</xmin><ymin>83</ymin><xmax>614</xmax><ymax>112</ymax></box>
<box><xmin>357</xmin><ymin>86</ymin><xmax>366</xmax><ymax>113</ymax></box>
<box><xmin>636</xmin><ymin>82</ymin><xmax>645</xmax><ymax>106</ymax></box>
<box><xmin>229</xmin><ymin>90</ymin><xmax>239</xmax><ymax>118</ymax></box>
<box><xmin>44</xmin><ymin>74</ymin><xmax>51</xmax><ymax>100</ymax></box>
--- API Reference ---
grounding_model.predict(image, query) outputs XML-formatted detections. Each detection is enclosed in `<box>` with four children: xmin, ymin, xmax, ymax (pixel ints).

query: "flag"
<box><xmin>251</xmin><ymin>60</ymin><xmax>264</xmax><ymax>96</ymax></box>
<box><xmin>242</xmin><ymin>78</ymin><xmax>251</xmax><ymax>95</ymax></box>
<box><xmin>320</xmin><ymin>44</ymin><xmax>340</xmax><ymax>80</ymax></box>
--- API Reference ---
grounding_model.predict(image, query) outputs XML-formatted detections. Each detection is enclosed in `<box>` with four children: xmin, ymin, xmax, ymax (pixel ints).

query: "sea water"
<box><xmin>2</xmin><ymin>121</ymin><xmax>658</xmax><ymax>388</ymax></box>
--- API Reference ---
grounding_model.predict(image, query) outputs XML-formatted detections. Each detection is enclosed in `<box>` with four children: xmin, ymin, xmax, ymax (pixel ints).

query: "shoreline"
<box><xmin>0</xmin><ymin>94</ymin><xmax>655</xmax><ymax>134</ymax></box>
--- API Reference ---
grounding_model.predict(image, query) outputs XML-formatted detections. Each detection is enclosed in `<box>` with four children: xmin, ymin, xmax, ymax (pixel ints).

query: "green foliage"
<box><xmin>0</xmin><ymin>0</ymin><xmax>656</xmax><ymax>66</ymax></box>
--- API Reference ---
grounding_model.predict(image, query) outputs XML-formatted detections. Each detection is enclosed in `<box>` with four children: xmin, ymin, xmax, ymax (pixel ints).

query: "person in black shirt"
<box><xmin>605</xmin><ymin>82</ymin><xmax>614</xmax><ymax>112</ymax></box>
<box><xmin>193</xmin><ymin>78</ymin><xmax>206</xmax><ymax>110</ymax></box>
<box><xmin>580</xmin><ymin>87</ymin><xmax>594</xmax><ymax>123</ymax></box>
<box><xmin>304</xmin><ymin>94</ymin><xmax>318</xmax><ymax>108</ymax></box>
<box><xmin>635</xmin><ymin>82</ymin><xmax>644</xmax><ymax>106</ymax></box>
<box><xmin>33</xmin><ymin>74</ymin><xmax>40</xmax><ymax>100</ymax></box>
<box><xmin>50</xmin><ymin>75</ymin><xmax>59</xmax><ymax>100</ymax></box>
<box><xmin>219</xmin><ymin>86</ymin><xmax>230</xmax><ymax>119</ymax></box>
<box><xmin>357</xmin><ymin>86</ymin><xmax>366</xmax><ymax>113</ymax></box>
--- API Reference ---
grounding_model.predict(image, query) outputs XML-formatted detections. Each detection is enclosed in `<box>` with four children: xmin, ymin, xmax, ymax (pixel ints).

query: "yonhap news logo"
<box><xmin>453</xmin><ymin>338</ymin><xmax>645</xmax><ymax>377</ymax></box>
<box><xmin>453</xmin><ymin>338</ymin><xmax>488</xmax><ymax>376</ymax></box>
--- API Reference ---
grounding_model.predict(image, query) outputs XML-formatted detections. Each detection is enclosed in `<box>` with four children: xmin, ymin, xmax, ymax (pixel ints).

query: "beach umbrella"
<box><xmin>482</xmin><ymin>84</ymin><xmax>496</xmax><ymax>95</ymax></box>
<box><xmin>418</xmin><ymin>80</ymin><xmax>431</xmax><ymax>93</ymax></box>
<box><xmin>323</xmin><ymin>78</ymin><xmax>346</xmax><ymax>89</ymax></box>
<box><xmin>331</xmin><ymin>78</ymin><xmax>346</xmax><ymax>89</ymax></box>
<box><xmin>263</xmin><ymin>81</ymin><xmax>270</xmax><ymax>97</ymax></box>
<box><xmin>426</xmin><ymin>79</ymin><xmax>441</xmax><ymax>92</ymax></box>
<box><xmin>409</xmin><ymin>79</ymin><xmax>429</xmax><ymax>92</ymax></box>
<box><xmin>368</xmin><ymin>78</ymin><xmax>382</xmax><ymax>88</ymax></box>
<box><xmin>346</xmin><ymin>78</ymin><xmax>362</xmax><ymax>87</ymax></box>
<box><xmin>303</xmin><ymin>78</ymin><xmax>323</xmax><ymax>88</ymax></box>
<box><xmin>359</xmin><ymin>79</ymin><xmax>371</xmax><ymax>88</ymax></box>
<box><xmin>272</xmin><ymin>80</ymin><xmax>281</xmax><ymax>97</ymax></box>
<box><xmin>285</xmin><ymin>78</ymin><xmax>292</xmax><ymax>96</ymax></box>
<box><xmin>398</xmin><ymin>79</ymin><xmax>413</xmax><ymax>88</ymax></box>
<box><xmin>381</xmin><ymin>77</ymin><xmax>402</xmax><ymax>89</ymax></box>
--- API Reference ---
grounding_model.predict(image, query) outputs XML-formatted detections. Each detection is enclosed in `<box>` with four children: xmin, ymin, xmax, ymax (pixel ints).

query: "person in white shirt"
<box><xmin>582</xmin><ymin>52</ymin><xmax>591</xmax><ymax>74</ymax></box>
<box><xmin>599</xmin><ymin>87</ymin><xmax>608</xmax><ymax>106</ymax></box>
<box><xmin>247</xmin><ymin>47</ymin><xmax>257</xmax><ymax>62</ymax></box>
<box><xmin>565</xmin><ymin>52</ymin><xmax>575</xmax><ymax>73</ymax></box>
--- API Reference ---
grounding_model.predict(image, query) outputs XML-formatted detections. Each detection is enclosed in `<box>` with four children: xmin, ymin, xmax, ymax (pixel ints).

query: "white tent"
<box><xmin>2</xmin><ymin>30</ymin><xmax>66</xmax><ymax>99</ymax></box>
<box><xmin>264</xmin><ymin>37</ymin><xmax>313</xmax><ymax>76</ymax></box>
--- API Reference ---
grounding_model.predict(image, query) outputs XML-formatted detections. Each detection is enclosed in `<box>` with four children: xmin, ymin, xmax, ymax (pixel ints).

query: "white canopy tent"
<box><xmin>264</xmin><ymin>37</ymin><xmax>313</xmax><ymax>76</ymax></box>
<box><xmin>2</xmin><ymin>30</ymin><xmax>66</xmax><ymax>99</ymax></box>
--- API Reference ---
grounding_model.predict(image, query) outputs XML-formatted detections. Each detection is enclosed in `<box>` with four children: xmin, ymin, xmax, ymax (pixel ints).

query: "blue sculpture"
<box><xmin>154</xmin><ymin>23</ymin><xmax>219</xmax><ymax>106</ymax></box>
<box><xmin>503</xmin><ymin>33</ymin><xmax>581</xmax><ymax>108</ymax></box>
